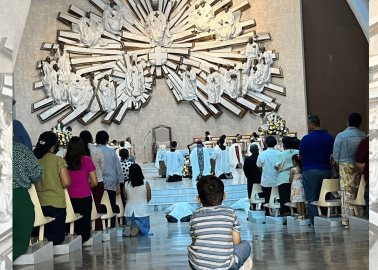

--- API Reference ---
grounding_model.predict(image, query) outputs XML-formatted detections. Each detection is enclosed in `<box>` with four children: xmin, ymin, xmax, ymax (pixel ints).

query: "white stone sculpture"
<box><xmin>224</xmin><ymin>66</ymin><xmax>239</xmax><ymax>99</ymax></box>
<box><xmin>103</xmin><ymin>2</ymin><xmax>122</xmax><ymax>35</ymax></box>
<box><xmin>259</xmin><ymin>46</ymin><xmax>273</xmax><ymax>83</ymax></box>
<box><xmin>180</xmin><ymin>66</ymin><xmax>198</xmax><ymax>101</ymax></box>
<box><xmin>116</xmin><ymin>4</ymin><xmax>134</xmax><ymax>25</ymax></box>
<box><xmin>67</xmin><ymin>73</ymin><xmax>93</xmax><ymax>108</ymax></box>
<box><xmin>207</xmin><ymin>68</ymin><xmax>224</xmax><ymax>104</ymax></box>
<box><xmin>54</xmin><ymin>43</ymin><xmax>71</xmax><ymax>82</ymax></box>
<box><xmin>245</xmin><ymin>36</ymin><xmax>259</xmax><ymax>62</ymax></box>
<box><xmin>213</xmin><ymin>7</ymin><xmax>242</xmax><ymax>41</ymax></box>
<box><xmin>248</xmin><ymin>64</ymin><xmax>265</xmax><ymax>93</ymax></box>
<box><xmin>145</xmin><ymin>11</ymin><xmax>172</xmax><ymax>47</ymax></box>
<box><xmin>98</xmin><ymin>75</ymin><xmax>116</xmax><ymax>112</ymax></box>
<box><xmin>241</xmin><ymin>61</ymin><xmax>250</xmax><ymax>95</ymax></box>
<box><xmin>193</xmin><ymin>1</ymin><xmax>215</xmax><ymax>33</ymax></box>
<box><xmin>49</xmin><ymin>64</ymin><xmax>68</xmax><ymax>104</ymax></box>
<box><xmin>73</xmin><ymin>12</ymin><xmax>105</xmax><ymax>47</ymax></box>
<box><xmin>129</xmin><ymin>60</ymin><xmax>146</xmax><ymax>101</ymax></box>
<box><xmin>41</xmin><ymin>56</ymin><xmax>55</xmax><ymax>97</ymax></box>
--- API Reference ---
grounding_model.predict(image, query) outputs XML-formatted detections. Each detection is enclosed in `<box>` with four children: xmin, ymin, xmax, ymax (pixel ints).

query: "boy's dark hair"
<box><xmin>119</xmin><ymin>141</ymin><xmax>125</xmax><ymax>147</ymax></box>
<box><xmin>348</xmin><ymin>113</ymin><xmax>362</xmax><ymax>128</ymax></box>
<box><xmin>219</xmin><ymin>138</ymin><xmax>225</xmax><ymax>145</ymax></box>
<box><xmin>197</xmin><ymin>175</ymin><xmax>224</xmax><ymax>206</ymax></box>
<box><xmin>282</xmin><ymin>136</ymin><xmax>292</xmax><ymax>149</ymax></box>
<box><xmin>96</xmin><ymin>130</ymin><xmax>109</xmax><ymax>145</ymax></box>
<box><xmin>266</xmin><ymin>136</ymin><xmax>277</xmax><ymax>148</ymax></box>
<box><xmin>171</xmin><ymin>141</ymin><xmax>177</xmax><ymax>148</ymax></box>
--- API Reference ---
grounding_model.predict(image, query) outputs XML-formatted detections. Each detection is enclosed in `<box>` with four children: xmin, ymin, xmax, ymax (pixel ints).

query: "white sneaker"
<box><xmin>239</xmin><ymin>257</ymin><xmax>253</xmax><ymax>270</ymax></box>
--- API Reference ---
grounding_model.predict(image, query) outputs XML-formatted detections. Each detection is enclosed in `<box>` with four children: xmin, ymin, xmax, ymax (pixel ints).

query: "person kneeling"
<box><xmin>164</xmin><ymin>141</ymin><xmax>185</xmax><ymax>182</ymax></box>
<box><xmin>165</xmin><ymin>202</ymin><xmax>195</xmax><ymax>223</ymax></box>
<box><xmin>124</xmin><ymin>164</ymin><xmax>151</xmax><ymax>237</ymax></box>
<box><xmin>188</xmin><ymin>176</ymin><xmax>252</xmax><ymax>270</ymax></box>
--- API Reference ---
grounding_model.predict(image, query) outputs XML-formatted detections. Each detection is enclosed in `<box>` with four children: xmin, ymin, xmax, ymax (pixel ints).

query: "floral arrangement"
<box><xmin>182</xmin><ymin>155</ymin><xmax>192</xmax><ymax>178</ymax></box>
<box><xmin>258</xmin><ymin>114</ymin><xmax>289</xmax><ymax>136</ymax></box>
<box><xmin>52</xmin><ymin>123</ymin><xmax>72</xmax><ymax>147</ymax></box>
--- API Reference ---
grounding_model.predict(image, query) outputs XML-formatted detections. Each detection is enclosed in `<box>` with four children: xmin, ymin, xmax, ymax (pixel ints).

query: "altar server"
<box><xmin>229</xmin><ymin>139</ymin><xmax>244</xmax><ymax>168</ymax></box>
<box><xmin>214</xmin><ymin>138</ymin><xmax>232</xmax><ymax>179</ymax></box>
<box><xmin>164</xmin><ymin>141</ymin><xmax>185</xmax><ymax>182</ymax></box>
<box><xmin>190</xmin><ymin>140</ymin><xmax>211</xmax><ymax>181</ymax></box>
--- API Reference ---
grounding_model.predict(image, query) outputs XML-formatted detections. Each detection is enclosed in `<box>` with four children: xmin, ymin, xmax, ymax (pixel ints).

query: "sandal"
<box><xmin>124</xmin><ymin>220</ymin><xmax>131</xmax><ymax>237</ymax></box>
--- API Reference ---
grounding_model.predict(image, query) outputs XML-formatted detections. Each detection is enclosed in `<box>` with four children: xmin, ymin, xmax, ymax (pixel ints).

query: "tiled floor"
<box><xmin>14</xmin><ymin>210</ymin><xmax>368</xmax><ymax>270</ymax></box>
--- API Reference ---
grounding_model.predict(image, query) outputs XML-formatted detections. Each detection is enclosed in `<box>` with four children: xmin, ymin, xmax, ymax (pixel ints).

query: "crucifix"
<box><xmin>255</xmin><ymin>101</ymin><xmax>268</xmax><ymax>140</ymax></box>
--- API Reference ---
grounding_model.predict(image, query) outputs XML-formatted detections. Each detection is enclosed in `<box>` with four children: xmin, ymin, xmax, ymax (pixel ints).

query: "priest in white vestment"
<box><xmin>190</xmin><ymin>140</ymin><xmax>211</xmax><ymax>181</ymax></box>
<box><xmin>164</xmin><ymin>141</ymin><xmax>185</xmax><ymax>182</ymax></box>
<box><xmin>229</xmin><ymin>139</ymin><xmax>244</xmax><ymax>169</ymax></box>
<box><xmin>214</xmin><ymin>138</ymin><xmax>232</xmax><ymax>179</ymax></box>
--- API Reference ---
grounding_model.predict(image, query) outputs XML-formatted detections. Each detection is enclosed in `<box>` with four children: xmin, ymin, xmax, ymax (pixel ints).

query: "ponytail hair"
<box><xmin>292</xmin><ymin>154</ymin><xmax>302</xmax><ymax>170</ymax></box>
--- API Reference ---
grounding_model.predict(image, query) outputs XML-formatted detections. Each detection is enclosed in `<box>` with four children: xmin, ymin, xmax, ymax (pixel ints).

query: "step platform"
<box><xmin>13</xmin><ymin>241</ymin><xmax>54</xmax><ymax>265</ymax></box>
<box><xmin>102</xmin><ymin>228</ymin><xmax>117</xmax><ymax>241</ymax></box>
<box><xmin>265</xmin><ymin>216</ymin><xmax>287</xmax><ymax>225</ymax></box>
<box><xmin>248</xmin><ymin>210</ymin><xmax>265</xmax><ymax>224</ymax></box>
<box><xmin>349</xmin><ymin>216</ymin><xmax>368</xmax><ymax>230</ymax></box>
<box><xmin>286</xmin><ymin>216</ymin><xmax>311</xmax><ymax>226</ymax></box>
<box><xmin>83</xmin><ymin>231</ymin><xmax>103</xmax><ymax>247</ymax></box>
<box><xmin>117</xmin><ymin>227</ymin><xmax>125</xmax><ymax>237</ymax></box>
<box><xmin>53</xmin><ymin>235</ymin><xmax>82</xmax><ymax>255</ymax></box>
<box><xmin>314</xmin><ymin>216</ymin><xmax>342</xmax><ymax>227</ymax></box>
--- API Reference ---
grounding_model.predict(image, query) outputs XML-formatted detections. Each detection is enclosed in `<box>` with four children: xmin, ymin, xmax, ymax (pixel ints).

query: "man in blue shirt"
<box><xmin>333</xmin><ymin>113</ymin><xmax>366</xmax><ymax>226</ymax></box>
<box><xmin>299</xmin><ymin>115</ymin><xmax>334</xmax><ymax>224</ymax></box>
<box><xmin>96</xmin><ymin>130</ymin><xmax>123</xmax><ymax>227</ymax></box>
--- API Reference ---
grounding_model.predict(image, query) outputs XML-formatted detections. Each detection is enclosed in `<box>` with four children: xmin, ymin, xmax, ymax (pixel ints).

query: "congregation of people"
<box><xmin>12</xmin><ymin>111</ymin><xmax>368</xmax><ymax>270</ymax></box>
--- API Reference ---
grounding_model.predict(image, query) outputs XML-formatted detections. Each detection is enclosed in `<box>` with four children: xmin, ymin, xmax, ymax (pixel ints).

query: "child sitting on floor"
<box><xmin>188</xmin><ymin>175</ymin><xmax>253</xmax><ymax>270</ymax></box>
<box><xmin>289</xmin><ymin>154</ymin><xmax>306</xmax><ymax>219</ymax></box>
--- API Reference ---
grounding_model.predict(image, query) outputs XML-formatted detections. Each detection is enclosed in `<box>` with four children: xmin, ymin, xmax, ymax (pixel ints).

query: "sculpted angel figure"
<box><xmin>193</xmin><ymin>1</ymin><xmax>215</xmax><ymax>33</ymax></box>
<box><xmin>207</xmin><ymin>68</ymin><xmax>224</xmax><ymax>104</ymax></box>
<box><xmin>224</xmin><ymin>65</ymin><xmax>239</xmax><ymax>99</ymax></box>
<box><xmin>73</xmin><ymin>12</ymin><xmax>105</xmax><ymax>47</ymax></box>
<box><xmin>213</xmin><ymin>6</ymin><xmax>242</xmax><ymax>41</ymax></box>
<box><xmin>145</xmin><ymin>11</ymin><xmax>172</xmax><ymax>47</ymax></box>
<box><xmin>180</xmin><ymin>65</ymin><xmax>198</xmax><ymax>101</ymax></box>
<box><xmin>98</xmin><ymin>75</ymin><xmax>116</xmax><ymax>112</ymax></box>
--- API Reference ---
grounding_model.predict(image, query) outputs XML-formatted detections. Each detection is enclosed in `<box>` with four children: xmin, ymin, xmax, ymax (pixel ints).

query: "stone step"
<box><xmin>265</xmin><ymin>216</ymin><xmax>287</xmax><ymax>225</ymax></box>
<box><xmin>314</xmin><ymin>217</ymin><xmax>342</xmax><ymax>227</ymax></box>
<box><xmin>286</xmin><ymin>216</ymin><xmax>311</xmax><ymax>226</ymax></box>
<box><xmin>102</xmin><ymin>228</ymin><xmax>117</xmax><ymax>242</ymax></box>
<box><xmin>53</xmin><ymin>235</ymin><xmax>82</xmax><ymax>255</ymax></box>
<box><xmin>83</xmin><ymin>231</ymin><xmax>103</xmax><ymax>247</ymax></box>
<box><xmin>13</xmin><ymin>241</ymin><xmax>54</xmax><ymax>265</ymax></box>
<box><xmin>349</xmin><ymin>216</ymin><xmax>368</xmax><ymax>230</ymax></box>
<box><xmin>248</xmin><ymin>210</ymin><xmax>266</xmax><ymax>224</ymax></box>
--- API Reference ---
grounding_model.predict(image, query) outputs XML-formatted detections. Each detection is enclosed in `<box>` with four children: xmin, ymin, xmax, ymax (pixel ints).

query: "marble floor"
<box><xmin>14</xmin><ymin>210</ymin><xmax>368</xmax><ymax>270</ymax></box>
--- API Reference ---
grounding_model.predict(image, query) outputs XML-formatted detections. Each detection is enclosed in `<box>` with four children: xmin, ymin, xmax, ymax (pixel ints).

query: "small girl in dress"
<box><xmin>289</xmin><ymin>154</ymin><xmax>306</xmax><ymax>219</ymax></box>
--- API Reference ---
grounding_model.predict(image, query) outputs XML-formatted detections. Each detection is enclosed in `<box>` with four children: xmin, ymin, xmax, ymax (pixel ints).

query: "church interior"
<box><xmin>0</xmin><ymin>0</ymin><xmax>371</xmax><ymax>269</ymax></box>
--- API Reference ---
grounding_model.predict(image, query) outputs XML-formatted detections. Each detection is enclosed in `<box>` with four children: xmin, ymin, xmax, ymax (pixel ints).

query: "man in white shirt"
<box><xmin>164</xmin><ymin>141</ymin><xmax>185</xmax><ymax>182</ymax></box>
<box><xmin>190</xmin><ymin>140</ymin><xmax>211</xmax><ymax>181</ymax></box>
<box><xmin>256</xmin><ymin>136</ymin><xmax>280</xmax><ymax>215</ymax></box>
<box><xmin>165</xmin><ymin>202</ymin><xmax>195</xmax><ymax>223</ymax></box>
<box><xmin>115</xmin><ymin>141</ymin><xmax>126</xmax><ymax>160</ymax></box>
<box><xmin>214</xmin><ymin>138</ymin><xmax>232</xmax><ymax>179</ymax></box>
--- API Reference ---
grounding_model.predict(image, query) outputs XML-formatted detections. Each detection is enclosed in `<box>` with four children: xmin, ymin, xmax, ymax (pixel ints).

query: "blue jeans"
<box><xmin>302</xmin><ymin>169</ymin><xmax>331</xmax><ymax>224</ymax></box>
<box><xmin>229</xmin><ymin>241</ymin><xmax>252</xmax><ymax>270</ymax></box>
<box><xmin>189</xmin><ymin>240</ymin><xmax>251</xmax><ymax>270</ymax></box>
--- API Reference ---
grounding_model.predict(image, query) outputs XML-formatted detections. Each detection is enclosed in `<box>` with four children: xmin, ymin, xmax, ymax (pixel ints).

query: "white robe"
<box><xmin>229</xmin><ymin>143</ymin><xmax>244</xmax><ymax>169</ymax></box>
<box><xmin>165</xmin><ymin>202</ymin><xmax>195</xmax><ymax>220</ymax></box>
<box><xmin>164</xmin><ymin>150</ymin><xmax>185</xmax><ymax>176</ymax></box>
<box><xmin>214</xmin><ymin>146</ymin><xmax>231</xmax><ymax>177</ymax></box>
<box><xmin>190</xmin><ymin>146</ymin><xmax>211</xmax><ymax>180</ymax></box>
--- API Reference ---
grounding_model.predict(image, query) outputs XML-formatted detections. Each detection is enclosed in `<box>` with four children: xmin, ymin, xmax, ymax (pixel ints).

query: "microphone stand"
<box><xmin>143</xmin><ymin>130</ymin><xmax>151</xmax><ymax>164</ymax></box>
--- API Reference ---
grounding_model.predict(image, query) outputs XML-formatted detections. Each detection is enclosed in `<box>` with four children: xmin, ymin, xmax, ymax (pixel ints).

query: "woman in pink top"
<box><xmin>65</xmin><ymin>136</ymin><xmax>97</xmax><ymax>242</ymax></box>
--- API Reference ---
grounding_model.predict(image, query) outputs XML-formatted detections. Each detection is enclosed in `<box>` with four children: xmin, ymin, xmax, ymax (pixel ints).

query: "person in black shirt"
<box><xmin>243</xmin><ymin>144</ymin><xmax>262</xmax><ymax>204</ymax></box>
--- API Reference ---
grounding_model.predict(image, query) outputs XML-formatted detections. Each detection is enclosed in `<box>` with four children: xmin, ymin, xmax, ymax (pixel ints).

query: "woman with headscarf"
<box><xmin>33</xmin><ymin>131</ymin><xmax>71</xmax><ymax>245</ymax></box>
<box><xmin>123</xmin><ymin>164</ymin><xmax>151</xmax><ymax>237</ymax></box>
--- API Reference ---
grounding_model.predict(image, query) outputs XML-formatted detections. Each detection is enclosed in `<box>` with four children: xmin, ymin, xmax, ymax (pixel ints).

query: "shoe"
<box><xmin>130</xmin><ymin>222</ymin><xmax>140</xmax><ymax>237</ymax></box>
<box><xmin>124</xmin><ymin>220</ymin><xmax>131</xmax><ymax>237</ymax></box>
<box><xmin>240</xmin><ymin>256</ymin><xmax>253</xmax><ymax>270</ymax></box>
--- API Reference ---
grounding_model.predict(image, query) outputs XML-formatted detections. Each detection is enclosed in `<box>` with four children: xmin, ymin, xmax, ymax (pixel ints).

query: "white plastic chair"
<box><xmin>311</xmin><ymin>179</ymin><xmax>341</xmax><ymax>217</ymax></box>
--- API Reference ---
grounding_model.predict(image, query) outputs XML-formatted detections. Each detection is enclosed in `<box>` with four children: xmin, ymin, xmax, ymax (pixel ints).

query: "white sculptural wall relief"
<box><xmin>32</xmin><ymin>0</ymin><xmax>285</xmax><ymax>125</ymax></box>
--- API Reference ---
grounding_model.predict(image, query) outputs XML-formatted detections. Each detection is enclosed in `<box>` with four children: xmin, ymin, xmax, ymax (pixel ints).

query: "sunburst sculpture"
<box><xmin>32</xmin><ymin>0</ymin><xmax>286</xmax><ymax>126</ymax></box>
